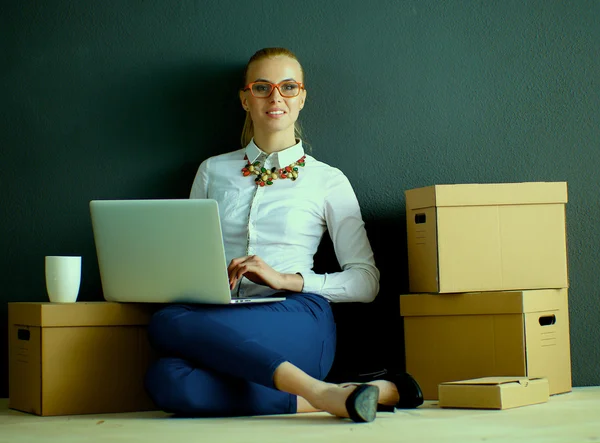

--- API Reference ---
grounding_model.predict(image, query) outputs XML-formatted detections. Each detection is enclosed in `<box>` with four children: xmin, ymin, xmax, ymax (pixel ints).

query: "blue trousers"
<box><xmin>144</xmin><ymin>293</ymin><xmax>336</xmax><ymax>417</ymax></box>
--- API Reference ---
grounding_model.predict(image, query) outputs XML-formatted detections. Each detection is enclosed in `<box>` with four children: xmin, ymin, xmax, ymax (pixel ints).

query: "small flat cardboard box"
<box><xmin>438</xmin><ymin>376</ymin><xmax>550</xmax><ymax>410</ymax></box>
<box><xmin>401</xmin><ymin>288</ymin><xmax>572</xmax><ymax>400</ymax></box>
<box><xmin>9</xmin><ymin>301</ymin><xmax>159</xmax><ymax>416</ymax></box>
<box><xmin>405</xmin><ymin>181</ymin><xmax>568</xmax><ymax>293</ymax></box>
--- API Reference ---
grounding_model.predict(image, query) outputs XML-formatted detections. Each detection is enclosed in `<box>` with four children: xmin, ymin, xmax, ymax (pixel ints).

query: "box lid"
<box><xmin>405</xmin><ymin>182</ymin><xmax>568</xmax><ymax>210</ymax></box>
<box><xmin>400</xmin><ymin>289</ymin><xmax>566</xmax><ymax>317</ymax></box>
<box><xmin>8</xmin><ymin>302</ymin><xmax>157</xmax><ymax>327</ymax></box>
<box><xmin>440</xmin><ymin>377</ymin><xmax>542</xmax><ymax>387</ymax></box>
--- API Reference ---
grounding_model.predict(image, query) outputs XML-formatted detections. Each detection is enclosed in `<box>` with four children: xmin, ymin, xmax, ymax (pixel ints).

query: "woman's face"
<box><xmin>240</xmin><ymin>56</ymin><xmax>306</xmax><ymax>139</ymax></box>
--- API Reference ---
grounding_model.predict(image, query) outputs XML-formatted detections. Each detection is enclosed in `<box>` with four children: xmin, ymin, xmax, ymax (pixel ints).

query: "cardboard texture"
<box><xmin>8</xmin><ymin>302</ymin><xmax>159</xmax><ymax>416</ymax></box>
<box><xmin>405</xmin><ymin>181</ymin><xmax>568</xmax><ymax>293</ymax></box>
<box><xmin>438</xmin><ymin>377</ymin><xmax>550</xmax><ymax>410</ymax></box>
<box><xmin>400</xmin><ymin>289</ymin><xmax>572</xmax><ymax>400</ymax></box>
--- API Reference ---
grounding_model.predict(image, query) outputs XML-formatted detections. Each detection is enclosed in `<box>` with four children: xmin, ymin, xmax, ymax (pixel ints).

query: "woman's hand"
<box><xmin>227</xmin><ymin>255</ymin><xmax>303</xmax><ymax>292</ymax></box>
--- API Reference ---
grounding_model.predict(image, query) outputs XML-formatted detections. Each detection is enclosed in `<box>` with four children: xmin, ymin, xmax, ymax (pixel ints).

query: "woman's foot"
<box><xmin>339</xmin><ymin>380</ymin><xmax>399</xmax><ymax>408</ymax></box>
<box><xmin>342</xmin><ymin>371</ymin><xmax>424</xmax><ymax>410</ymax></box>
<box><xmin>302</xmin><ymin>382</ymin><xmax>379</xmax><ymax>422</ymax></box>
<box><xmin>273</xmin><ymin>361</ymin><xmax>379</xmax><ymax>421</ymax></box>
<box><xmin>312</xmin><ymin>384</ymin><xmax>360</xmax><ymax>417</ymax></box>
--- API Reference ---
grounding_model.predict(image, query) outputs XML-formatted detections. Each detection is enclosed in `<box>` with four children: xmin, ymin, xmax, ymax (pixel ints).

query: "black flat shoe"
<box><xmin>344</xmin><ymin>384</ymin><xmax>380</xmax><ymax>423</ymax></box>
<box><xmin>356</xmin><ymin>369</ymin><xmax>424</xmax><ymax>412</ymax></box>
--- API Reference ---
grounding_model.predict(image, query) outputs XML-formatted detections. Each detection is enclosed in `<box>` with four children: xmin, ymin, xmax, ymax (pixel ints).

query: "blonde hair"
<box><xmin>240</xmin><ymin>48</ymin><xmax>306</xmax><ymax>148</ymax></box>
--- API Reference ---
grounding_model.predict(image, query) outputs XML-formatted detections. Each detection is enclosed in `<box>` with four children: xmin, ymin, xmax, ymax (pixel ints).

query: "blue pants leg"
<box><xmin>144</xmin><ymin>293</ymin><xmax>336</xmax><ymax>417</ymax></box>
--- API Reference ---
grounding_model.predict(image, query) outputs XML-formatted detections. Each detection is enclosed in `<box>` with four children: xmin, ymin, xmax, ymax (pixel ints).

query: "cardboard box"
<box><xmin>9</xmin><ymin>302</ymin><xmax>159</xmax><ymax>416</ymax></box>
<box><xmin>400</xmin><ymin>289</ymin><xmax>572</xmax><ymax>400</ymax></box>
<box><xmin>405</xmin><ymin>182</ymin><xmax>568</xmax><ymax>293</ymax></box>
<box><xmin>438</xmin><ymin>376</ymin><xmax>550</xmax><ymax>410</ymax></box>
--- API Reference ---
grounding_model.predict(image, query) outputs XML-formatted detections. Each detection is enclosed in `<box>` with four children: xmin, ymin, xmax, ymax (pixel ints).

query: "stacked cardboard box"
<box><xmin>400</xmin><ymin>182</ymin><xmax>572</xmax><ymax>402</ymax></box>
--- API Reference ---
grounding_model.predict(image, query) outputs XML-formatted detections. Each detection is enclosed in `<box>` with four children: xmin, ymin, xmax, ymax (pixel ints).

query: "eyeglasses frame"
<box><xmin>242</xmin><ymin>81</ymin><xmax>305</xmax><ymax>98</ymax></box>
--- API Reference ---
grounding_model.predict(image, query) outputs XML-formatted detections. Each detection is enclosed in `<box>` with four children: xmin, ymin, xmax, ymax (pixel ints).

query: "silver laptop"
<box><xmin>89</xmin><ymin>199</ymin><xmax>286</xmax><ymax>304</ymax></box>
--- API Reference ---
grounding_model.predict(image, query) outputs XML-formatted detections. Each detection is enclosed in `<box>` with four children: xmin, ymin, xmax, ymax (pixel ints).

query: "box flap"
<box><xmin>440</xmin><ymin>376</ymin><xmax>543</xmax><ymax>386</ymax></box>
<box><xmin>405</xmin><ymin>186</ymin><xmax>437</xmax><ymax>210</ymax></box>
<box><xmin>400</xmin><ymin>289</ymin><xmax>566</xmax><ymax>317</ymax></box>
<box><xmin>9</xmin><ymin>302</ymin><xmax>158</xmax><ymax>327</ymax></box>
<box><xmin>406</xmin><ymin>182</ymin><xmax>568</xmax><ymax>209</ymax></box>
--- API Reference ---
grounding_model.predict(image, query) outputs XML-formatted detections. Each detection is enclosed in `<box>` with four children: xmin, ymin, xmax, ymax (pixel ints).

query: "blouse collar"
<box><xmin>244</xmin><ymin>139</ymin><xmax>305</xmax><ymax>168</ymax></box>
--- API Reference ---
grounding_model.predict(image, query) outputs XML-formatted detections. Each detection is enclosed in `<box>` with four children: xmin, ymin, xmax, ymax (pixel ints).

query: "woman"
<box><xmin>144</xmin><ymin>47</ymin><xmax>422</xmax><ymax>423</ymax></box>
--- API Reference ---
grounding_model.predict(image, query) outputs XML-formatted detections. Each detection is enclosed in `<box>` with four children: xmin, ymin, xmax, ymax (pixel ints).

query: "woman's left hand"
<box><xmin>227</xmin><ymin>255</ymin><xmax>303</xmax><ymax>292</ymax></box>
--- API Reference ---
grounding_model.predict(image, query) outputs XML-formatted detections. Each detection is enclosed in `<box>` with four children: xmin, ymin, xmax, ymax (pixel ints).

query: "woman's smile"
<box><xmin>266</xmin><ymin>108</ymin><xmax>286</xmax><ymax>118</ymax></box>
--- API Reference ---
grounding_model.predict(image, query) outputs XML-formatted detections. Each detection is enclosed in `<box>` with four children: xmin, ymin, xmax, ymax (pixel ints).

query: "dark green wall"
<box><xmin>1</xmin><ymin>1</ymin><xmax>598</xmax><ymax>398</ymax></box>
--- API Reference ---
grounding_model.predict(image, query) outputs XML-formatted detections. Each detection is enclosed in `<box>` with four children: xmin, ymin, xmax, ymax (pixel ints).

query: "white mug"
<box><xmin>45</xmin><ymin>256</ymin><xmax>81</xmax><ymax>303</ymax></box>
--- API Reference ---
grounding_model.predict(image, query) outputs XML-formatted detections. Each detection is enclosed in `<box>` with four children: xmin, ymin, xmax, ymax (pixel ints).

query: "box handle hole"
<box><xmin>415</xmin><ymin>213</ymin><xmax>426</xmax><ymax>224</ymax></box>
<box><xmin>539</xmin><ymin>315</ymin><xmax>556</xmax><ymax>326</ymax></box>
<box><xmin>17</xmin><ymin>328</ymin><xmax>31</xmax><ymax>341</ymax></box>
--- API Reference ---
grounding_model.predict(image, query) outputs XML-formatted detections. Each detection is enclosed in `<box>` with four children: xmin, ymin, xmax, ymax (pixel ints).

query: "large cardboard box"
<box><xmin>400</xmin><ymin>289</ymin><xmax>572</xmax><ymax>400</ymax></box>
<box><xmin>438</xmin><ymin>376</ymin><xmax>550</xmax><ymax>410</ymax></box>
<box><xmin>9</xmin><ymin>301</ymin><xmax>159</xmax><ymax>416</ymax></box>
<box><xmin>405</xmin><ymin>182</ymin><xmax>568</xmax><ymax>293</ymax></box>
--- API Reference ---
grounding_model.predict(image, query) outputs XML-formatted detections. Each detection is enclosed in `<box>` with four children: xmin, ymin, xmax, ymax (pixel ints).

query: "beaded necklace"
<box><xmin>242</xmin><ymin>155</ymin><xmax>306</xmax><ymax>187</ymax></box>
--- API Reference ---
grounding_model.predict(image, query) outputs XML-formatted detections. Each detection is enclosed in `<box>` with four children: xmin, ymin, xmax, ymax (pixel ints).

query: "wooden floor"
<box><xmin>1</xmin><ymin>388</ymin><xmax>599</xmax><ymax>443</ymax></box>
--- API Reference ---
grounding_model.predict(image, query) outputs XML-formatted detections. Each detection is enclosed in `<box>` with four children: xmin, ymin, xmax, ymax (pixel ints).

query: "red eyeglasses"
<box><xmin>242</xmin><ymin>81</ymin><xmax>305</xmax><ymax>98</ymax></box>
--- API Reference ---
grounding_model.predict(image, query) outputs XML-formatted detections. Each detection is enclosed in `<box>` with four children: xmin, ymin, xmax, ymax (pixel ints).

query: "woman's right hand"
<box><xmin>227</xmin><ymin>255</ymin><xmax>304</xmax><ymax>292</ymax></box>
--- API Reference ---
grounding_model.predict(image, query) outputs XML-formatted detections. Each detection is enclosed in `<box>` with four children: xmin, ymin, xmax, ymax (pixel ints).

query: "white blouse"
<box><xmin>189</xmin><ymin>139</ymin><xmax>380</xmax><ymax>303</ymax></box>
